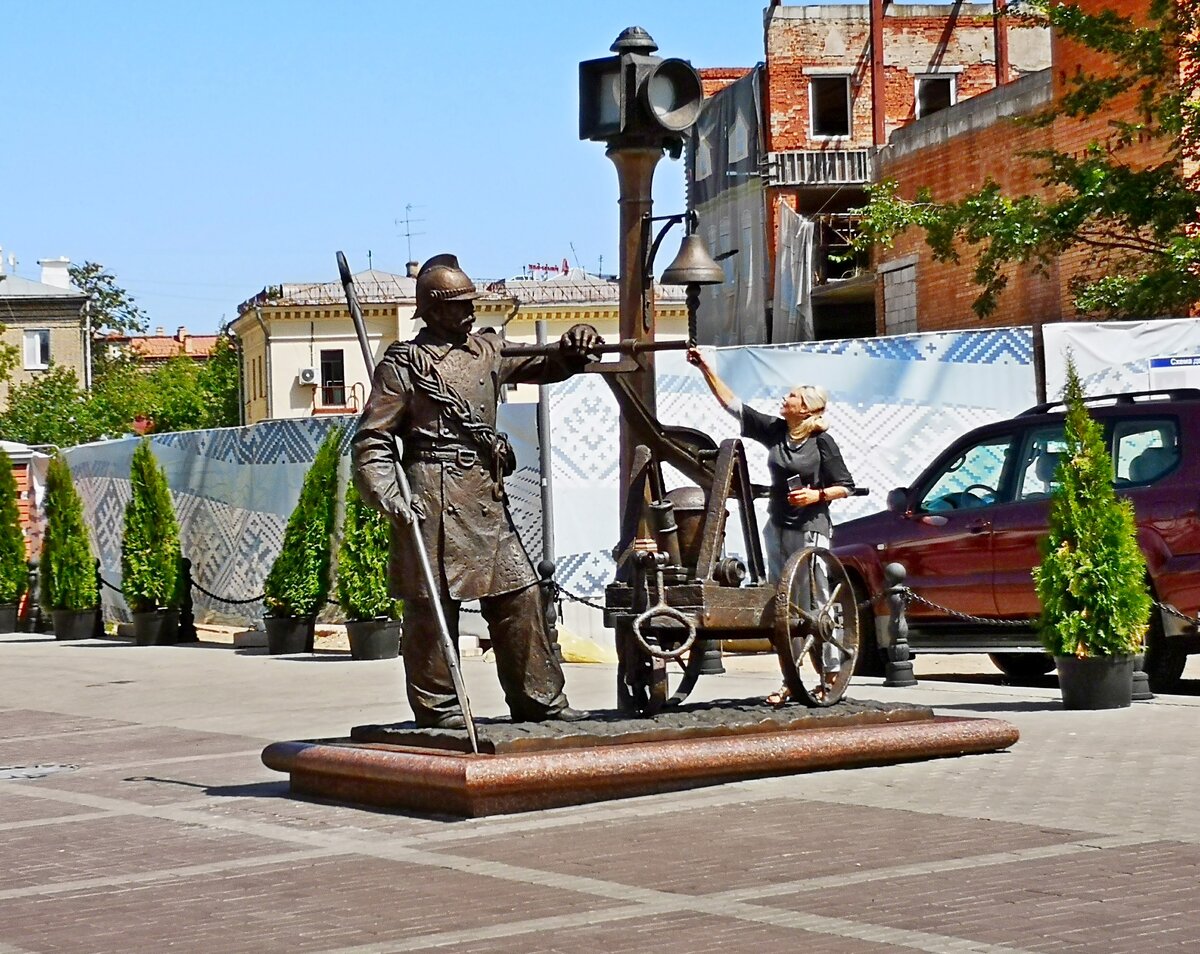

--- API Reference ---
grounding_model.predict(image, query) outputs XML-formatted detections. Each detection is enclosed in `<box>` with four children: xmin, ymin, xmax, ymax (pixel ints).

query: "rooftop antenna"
<box><xmin>367</xmin><ymin>249</ymin><xmax>373</xmax><ymax>270</ymax></box>
<box><xmin>395</xmin><ymin>203</ymin><xmax>426</xmax><ymax>263</ymax></box>
<box><xmin>569</xmin><ymin>242</ymin><xmax>583</xmax><ymax>270</ymax></box>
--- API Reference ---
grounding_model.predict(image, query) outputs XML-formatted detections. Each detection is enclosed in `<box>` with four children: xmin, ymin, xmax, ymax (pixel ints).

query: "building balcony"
<box><xmin>766</xmin><ymin>149</ymin><xmax>875</xmax><ymax>187</ymax></box>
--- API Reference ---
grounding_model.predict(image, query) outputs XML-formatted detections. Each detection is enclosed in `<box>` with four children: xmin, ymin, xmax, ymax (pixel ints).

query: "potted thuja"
<box><xmin>337</xmin><ymin>480</ymin><xmax>402</xmax><ymax>660</ymax></box>
<box><xmin>41</xmin><ymin>453</ymin><xmax>99</xmax><ymax>640</ymax></box>
<box><xmin>262</xmin><ymin>428</ymin><xmax>340</xmax><ymax>654</ymax></box>
<box><xmin>0</xmin><ymin>449</ymin><xmax>28</xmax><ymax>632</ymax></box>
<box><xmin>121</xmin><ymin>440</ymin><xmax>183</xmax><ymax>645</ymax></box>
<box><xmin>1033</xmin><ymin>361</ymin><xmax>1150</xmax><ymax>710</ymax></box>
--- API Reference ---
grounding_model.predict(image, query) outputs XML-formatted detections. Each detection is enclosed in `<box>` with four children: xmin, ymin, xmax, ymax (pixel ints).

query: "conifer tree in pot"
<box><xmin>41</xmin><ymin>453</ymin><xmax>99</xmax><ymax>640</ymax></box>
<box><xmin>1033</xmin><ymin>361</ymin><xmax>1150</xmax><ymax>710</ymax></box>
<box><xmin>337</xmin><ymin>480</ymin><xmax>402</xmax><ymax>660</ymax></box>
<box><xmin>121</xmin><ymin>440</ymin><xmax>183</xmax><ymax>646</ymax></box>
<box><xmin>0</xmin><ymin>449</ymin><xmax>28</xmax><ymax>633</ymax></box>
<box><xmin>262</xmin><ymin>428</ymin><xmax>340</xmax><ymax>654</ymax></box>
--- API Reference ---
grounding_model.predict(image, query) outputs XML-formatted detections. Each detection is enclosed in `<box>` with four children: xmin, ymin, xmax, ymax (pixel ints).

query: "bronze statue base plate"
<box><xmin>261</xmin><ymin>701</ymin><xmax>1018</xmax><ymax>818</ymax></box>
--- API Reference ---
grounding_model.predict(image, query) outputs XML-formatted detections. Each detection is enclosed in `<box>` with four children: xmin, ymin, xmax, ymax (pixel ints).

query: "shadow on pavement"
<box><xmin>934</xmin><ymin>700</ymin><xmax>1062</xmax><ymax>713</ymax></box>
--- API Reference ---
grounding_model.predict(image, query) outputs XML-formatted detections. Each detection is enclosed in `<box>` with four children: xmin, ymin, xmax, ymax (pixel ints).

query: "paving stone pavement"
<box><xmin>1</xmin><ymin>631</ymin><xmax>1198</xmax><ymax>953</ymax></box>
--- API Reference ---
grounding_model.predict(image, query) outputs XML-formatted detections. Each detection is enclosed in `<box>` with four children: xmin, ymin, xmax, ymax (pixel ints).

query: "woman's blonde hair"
<box><xmin>788</xmin><ymin>384</ymin><xmax>829</xmax><ymax>441</ymax></box>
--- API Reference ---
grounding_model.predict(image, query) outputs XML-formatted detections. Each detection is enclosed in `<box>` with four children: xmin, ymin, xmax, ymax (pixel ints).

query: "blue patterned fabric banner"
<box><xmin>67</xmin><ymin>407</ymin><xmax>541</xmax><ymax>627</ymax></box>
<box><xmin>550</xmin><ymin>328</ymin><xmax>1036</xmax><ymax>597</ymax></box>
<box><xmin>66</xmin><ymin>328</ymin><xmax>1037</xmax><ymax>625</ymax></box>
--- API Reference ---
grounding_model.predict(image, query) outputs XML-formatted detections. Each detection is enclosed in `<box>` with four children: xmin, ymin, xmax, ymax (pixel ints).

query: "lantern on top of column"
<box><xmin>578</xmin><ymin>26</ymin><xmax>704</xmax><ymax>155</ymax></box>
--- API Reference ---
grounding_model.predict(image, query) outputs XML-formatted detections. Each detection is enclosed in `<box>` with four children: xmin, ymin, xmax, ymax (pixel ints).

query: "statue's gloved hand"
<box><xmin>381</xmin><ymin>498</ymin><xmax>415</xmax><ymax>527</ymax></box>
<box><xmin>560</xmin><ymin>323</ymin><xmax>604</xmax><ymax>359</ymax></box>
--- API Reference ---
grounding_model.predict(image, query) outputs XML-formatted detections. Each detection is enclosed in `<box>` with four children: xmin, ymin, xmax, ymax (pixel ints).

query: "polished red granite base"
<box><xmin>262</xmin><ymin>713</ymin><xmax>1018</xmax><ymax>817</ymax></box>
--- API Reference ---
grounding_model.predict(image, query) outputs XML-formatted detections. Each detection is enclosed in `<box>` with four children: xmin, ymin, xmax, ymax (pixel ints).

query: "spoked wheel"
<box><xmin>772</xmin><ymin>547</ymin><xmax>860</xmax><ymax>707</ymax></box>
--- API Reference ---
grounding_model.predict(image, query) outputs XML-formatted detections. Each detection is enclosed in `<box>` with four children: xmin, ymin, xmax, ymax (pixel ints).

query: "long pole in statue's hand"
<box><xmin>337</xmin><ymin>251</ymin><xmax>480</xmax><ymax>754</ymax></box>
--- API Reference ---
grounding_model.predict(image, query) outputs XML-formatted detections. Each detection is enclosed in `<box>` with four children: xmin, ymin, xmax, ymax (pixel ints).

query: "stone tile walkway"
<box><xmin>1</xmin><ymin>632</ymin><xmax>1197</xmax><ymax>953</ymax></box>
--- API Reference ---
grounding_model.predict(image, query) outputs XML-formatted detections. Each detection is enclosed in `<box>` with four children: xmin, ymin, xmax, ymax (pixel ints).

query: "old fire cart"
<box><xmin>587</xmin><ymin>356</ymin><xmax>865</xmax><ymax>717</ymax></box>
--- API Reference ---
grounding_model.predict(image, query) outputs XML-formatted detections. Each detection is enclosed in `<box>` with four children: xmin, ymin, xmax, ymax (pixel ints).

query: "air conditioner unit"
<box><xmin>298</xmin><ymin>367</ymin><xmax>319</xmax><ymax>386</ymax></box>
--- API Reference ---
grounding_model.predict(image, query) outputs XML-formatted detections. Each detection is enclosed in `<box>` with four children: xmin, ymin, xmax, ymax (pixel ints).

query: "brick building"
<box><xmin>874</xmin><ymin>0</ymin><xmax>1184</xmax><ymax>333</ymax></box>
<box><xmin>688</xmin><ymin>0</ymin><xmax>1050</xmax><ymax>344</ymax></box>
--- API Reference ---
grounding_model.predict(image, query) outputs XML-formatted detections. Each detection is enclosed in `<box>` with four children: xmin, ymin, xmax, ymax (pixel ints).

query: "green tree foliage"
<box><xmin>337</xmin><ymin>480</ymin><xmax>400</xmax><ymax>621</ymax></box>
<box><xmin>40</xmin><ymin>453</ymin><xmax>98</xmax><ymax>612</ymax></box>
<box><xmin>1033</xmin><ymin>361</ymin><xmax>1150</xmax><ymax>657</ymax></box>
<box><xmin>0</xmin><ymin>449</ymin><xmax>28</xmax><ymax>605</ymax></box>
<box><xmin>121</xmin><ymin>440</ymin><xmax>182</xmax><ymax>613</ymax></box>
<box><xmin>69</xmin><ymin>262</ymin><xmax>149</xmax><ymax>337</ymax></box>
<box><xmin>0</xmin><ymin>327</ymin><xmax>18</xmax><ymax>387</ymax></box>
<box><xmin>263</xmin><ymin>428</ymin><xmax>341</xmax><ymax>617</ymax></box>
<box><xmin>196</xmin><ymin>332</ymin><xmax>241</xmax><ymax>429</ymax></box>
<box><xmin>0</xmin><ymin>345</ymin><xmax>241</xmax><ymax>448</ymax></box>
<box><xmin>856</xmin><ymin>0</ymin><xmax>1200</xmax><ymax>318</ymax></box>
<box><xmin>0</xmin><ymin>366</ymin><xmax>98</xmax><ymax>447</ymax></box>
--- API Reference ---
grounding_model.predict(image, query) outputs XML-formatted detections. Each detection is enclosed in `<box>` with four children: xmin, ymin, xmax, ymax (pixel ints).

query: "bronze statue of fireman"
<box><xmin>352</xmin><ymin>254</ymin><xmax>602</xmax><ymax>728</ymax></box>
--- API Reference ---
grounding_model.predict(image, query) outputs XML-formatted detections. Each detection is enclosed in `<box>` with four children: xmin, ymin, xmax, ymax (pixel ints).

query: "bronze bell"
<box><xmin>660</xmin><ymin>233</ymin><xmax>725</xmax><ymax>286</ymax></box>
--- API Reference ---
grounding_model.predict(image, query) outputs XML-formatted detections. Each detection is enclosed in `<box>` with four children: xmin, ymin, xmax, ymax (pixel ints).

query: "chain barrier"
<box><xmin>892</xmin><ymin>587</ymin><xmax>1200</xmax><ymax>629</ymax></box>
<box><xmin>899</xmin><ymin>589</ymin><xmax>1036</xmax><ymax>627</ymax></box>
<box><xmin>189</xmin><ymin>579</ymin><xmax>265</xmax><ymax>606</ymax></box>
<box><xmin>1151</xmin><ymin>599</ymin><xmax>1200</xmax><ymax>626</ymax></box>
<box><xmin>98</xmin><ymin>576</ymin><xmax>123</xmax><ymax>595</ymax></box>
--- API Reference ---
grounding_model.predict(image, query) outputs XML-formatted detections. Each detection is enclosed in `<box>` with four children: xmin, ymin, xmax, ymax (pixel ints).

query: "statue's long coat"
<box><xmin>352</xmin><ymin>327</ymin><xmax>585</xmax><ymax>601</ymax></box>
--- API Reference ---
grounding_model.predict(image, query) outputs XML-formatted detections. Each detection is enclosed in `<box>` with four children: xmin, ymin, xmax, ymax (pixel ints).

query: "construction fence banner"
<box><xmin>1043</xmin><ymin>316</ymin><xmax>1200</xmax><ymax>397</ymax></box>
<box><xmin>62</xmin><ymin>316</ymin><xmax>1200</xmax><ymax>628</ymax></box>
<box><xmin>548</xmin><ymin>328</ymin><xmax>1035</xmax><ymax>597</ymax></box>
<box><xmin>65</xmin><ymin>407</ymin><xmax>541</xmax><ymax>628</ymax></box>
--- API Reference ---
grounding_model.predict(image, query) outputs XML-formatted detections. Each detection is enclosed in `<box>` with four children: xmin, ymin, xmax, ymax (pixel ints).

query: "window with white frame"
<box><xmin>916</xmin><ymin>75</ymin><xmax>955</xmax><ymax>119</ymax></box>
<box><xmin>23</xmin><ymin>329</ymin><xmax>50</xmax><ymax>370</ymax></box>
<box><xmin>810</xmin><ymin>76</ymin><xmax>851</xmax><ymax>138</ymax></box>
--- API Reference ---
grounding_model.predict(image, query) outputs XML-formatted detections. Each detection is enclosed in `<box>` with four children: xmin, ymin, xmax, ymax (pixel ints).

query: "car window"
<box><xmin>1113</xmin><ymin>418</ymin><xmax>1179</xmax><ymax>486</ymax></box>
<box><xmin>917</xmin><ymin>435</ymin><xmax>1012</xmax><ymax>512</ymax></box>
<box><xmin>1015</xmin><ymin>426</ymin><xmax>1068</xmax><ymax>501</ymax></box>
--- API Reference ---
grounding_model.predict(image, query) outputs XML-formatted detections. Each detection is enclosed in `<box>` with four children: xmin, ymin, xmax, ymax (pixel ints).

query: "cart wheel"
<box><xmin>773</xmin><ymin>547</ymin><xmax>859</xmax><ymax>707</ymax></box>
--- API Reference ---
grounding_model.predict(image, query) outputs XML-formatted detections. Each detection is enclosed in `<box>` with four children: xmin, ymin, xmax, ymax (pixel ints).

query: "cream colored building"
<box><xmin>231</xmin><ymin>268</ymin><xmax>419</xmax><ymax>425</ymax></box>
<box><xmin>233</xmin><ymin>265</ymin><xmax>690</xmax><ymax>423</ymax></box>
<box><xmin>0</xmin><ymin>256</ymin><xmax>88</xmax><ymax>408</ymax></box>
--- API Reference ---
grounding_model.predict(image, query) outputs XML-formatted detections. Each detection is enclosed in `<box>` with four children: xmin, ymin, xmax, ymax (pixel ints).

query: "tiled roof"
<box><xmin>483</xmin><ymin>268</ymin><xmax>687</xmax><ymax>305</ymax></box>
<box><xmin>240</xmin><ymin>269</ymin><xmax>416</xmax><ymax>311</ymax></box>
<box><xmin>105</xmin><ymin>333</ymin><xmax>221</xmax><ymax>360</ymax></box>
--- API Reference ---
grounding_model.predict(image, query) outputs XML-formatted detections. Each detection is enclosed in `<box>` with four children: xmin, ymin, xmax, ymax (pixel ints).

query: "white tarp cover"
<box><xmin>773</xmin><ymin>203</ymin><xmax>815</xmax><ymax>342</ymax></box>
<box><xmin>1042</xmin><ymin>316</ymin><xmax>1200</xmax><ymax>396</ymax></box>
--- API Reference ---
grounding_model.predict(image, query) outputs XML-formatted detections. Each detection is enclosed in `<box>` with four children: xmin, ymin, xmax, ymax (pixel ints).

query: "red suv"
<box><xmin>833</xmin><ymin>389</ymin><xmax>1200</xmax><ymax>691</ymax></box>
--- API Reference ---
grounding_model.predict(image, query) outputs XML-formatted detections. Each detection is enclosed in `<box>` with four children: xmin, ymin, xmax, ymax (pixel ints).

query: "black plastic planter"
<box><xmin>265</xmin><ymin>615</ymin><xmax>316</xmax><ymax>655</ymax></box>
<box><xmin>1055</xmin><ymin>654</ymin><xmax>1134</xmax><ymax>710</ymax></box>
<box><xmin>346</xmin><ymin>618</ymin><xmax>401</xmax><ymax>660</ymax></box>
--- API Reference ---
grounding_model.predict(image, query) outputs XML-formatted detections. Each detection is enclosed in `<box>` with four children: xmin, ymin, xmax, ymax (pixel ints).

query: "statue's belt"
<box><xmin>404</xmin><ymin>445</ymin><xmax>482</xmax><ymax>468</ymax></box>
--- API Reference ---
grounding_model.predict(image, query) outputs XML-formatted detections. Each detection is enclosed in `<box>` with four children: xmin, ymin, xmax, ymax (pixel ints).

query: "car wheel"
<box><xmin>1144</xmin><ymin>605</ymin><xmax>1187</xmax><ymax>693</ymax></box>
<box><xmin>851</xmin><ymin>576</ymin><xmax>886</xmax><ymax>677</ymax></box>
<box><xmin>988</xmin><ymin>652</ymin><xmax>1054</xmax><ymax>680</ymax></box>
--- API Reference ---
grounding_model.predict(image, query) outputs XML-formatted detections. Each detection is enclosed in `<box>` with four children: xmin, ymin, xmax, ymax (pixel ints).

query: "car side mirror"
<box><xmin>886</xmin><ymin>487</ymin><xmax>910</xmax><ymax>513</ymax></box>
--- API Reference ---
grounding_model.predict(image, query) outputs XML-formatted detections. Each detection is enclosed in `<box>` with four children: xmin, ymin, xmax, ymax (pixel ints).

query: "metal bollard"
<box><xmin>177</xmin><ymin>557</ymin><xmax>198</xmax><ymax>643</ymax></box>
<box><xmin>1131</xmin><ymin>651</ymin><xmax>1153</xmax><ymax>702</ymax></box>
<box><xmin>23</xmin><ymin>559</ymin><xmax>42</xmax><ymax>632</ymax></box>
<box><xmin>93</xmin><ymin>559</ymin><xmax>105</xmax><ymax>638</ymax></box>
<box><xmin>882</xmin><ymin>562</ymin><xmax>917</xmax><ymax>687</ymax></box>
<box><xmin>537</xmin><ymin>559</ymin><xmax>563</xmax><ymax>662</ymax></box>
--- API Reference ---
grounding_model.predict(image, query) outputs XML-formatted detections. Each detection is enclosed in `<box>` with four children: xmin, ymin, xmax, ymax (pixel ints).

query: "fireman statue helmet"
<box><xmin>414</xmin><ymin>253</ymin><xmax>482</xmax><ymax>318</ymax></box>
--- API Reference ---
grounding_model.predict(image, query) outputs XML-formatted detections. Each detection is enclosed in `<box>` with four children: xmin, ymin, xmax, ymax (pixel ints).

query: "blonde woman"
<box><xmin>688</xmin><ymin>349</ymin><xmax>855</xmax><ymax>702</ymax></box>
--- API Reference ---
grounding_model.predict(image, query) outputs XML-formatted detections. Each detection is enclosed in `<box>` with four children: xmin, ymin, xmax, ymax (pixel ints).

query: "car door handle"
<box><xmin>966</xmin><ymin>520</ymin><xmax>991</xmax><ymax>534</ymax></box>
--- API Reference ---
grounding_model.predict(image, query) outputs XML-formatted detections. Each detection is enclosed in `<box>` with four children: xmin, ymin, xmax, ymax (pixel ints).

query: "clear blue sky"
<box><xmin>4</xmin><ymin>1</ymin><xmax>775</xmax><ymax>334</ymax></box>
